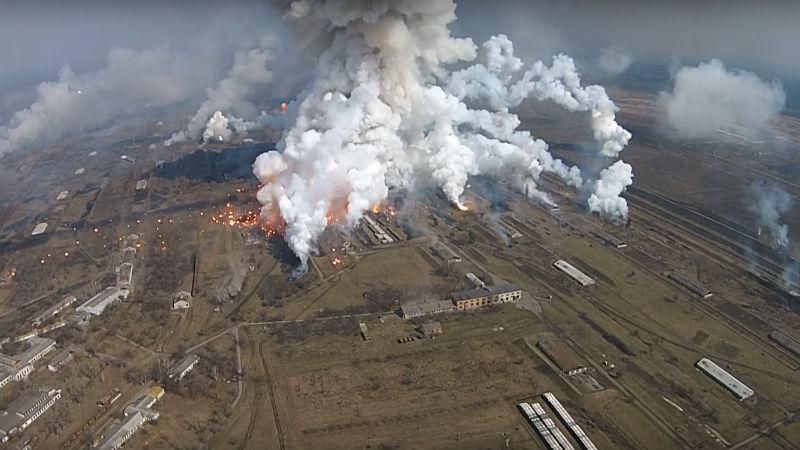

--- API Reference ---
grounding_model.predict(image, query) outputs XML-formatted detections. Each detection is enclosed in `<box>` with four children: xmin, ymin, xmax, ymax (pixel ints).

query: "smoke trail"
<box><xmin>253</xmin><ymin>0</ymin><xmax>633</xmax><ymax>270</ymax></box>
<box><xmin>750</xmin><ymin>181</ymin><xmax>792</xmax><ymax>249</ymax></box>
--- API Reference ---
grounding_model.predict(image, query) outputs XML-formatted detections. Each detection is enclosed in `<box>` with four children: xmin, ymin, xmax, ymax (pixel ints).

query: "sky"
<box><xmin>3</xmin><ymin>0</ymin><xmax>800</xmax><ymax>91</ymax></box>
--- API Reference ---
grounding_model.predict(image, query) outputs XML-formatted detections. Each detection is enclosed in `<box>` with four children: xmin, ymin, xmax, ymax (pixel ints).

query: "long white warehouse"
<box><xmin>696</xmin><ymin>358</ymin><xmax>754</xmax><ymax>401</ymax></box>
<box><xmin>554</xmin><ymin>260</ymin><xmax>595</xmax><ymax>287</ymax></box>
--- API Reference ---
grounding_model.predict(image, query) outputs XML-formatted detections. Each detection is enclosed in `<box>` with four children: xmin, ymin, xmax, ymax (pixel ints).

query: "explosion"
<box><xmin>243</xmin><ymin>0</ymin><xmax>635</xmax><ymax>272</ymax></box>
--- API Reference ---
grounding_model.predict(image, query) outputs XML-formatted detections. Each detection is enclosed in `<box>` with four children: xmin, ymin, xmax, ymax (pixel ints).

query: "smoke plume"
<box><xmin>596</xmin><ymin>46</ymin><xmax>633</xmax><ymax>77</ymax></box>
<box><xmin>750</xmin><ymin>181</ymin><xmax>792</xmax><ymax>249</ymax></box>
<box><xmin>253</xmin><ymin>0</ymin><xmax>633</xmax><ymax>270</ymax></box>
<box><xmin>0</xmin><ymin>45</ymin><xmax>221</xmax><ymax>155</ymax></box>
<box><xmin>587</xmin><ymin>161</ymin><xmax>634</xmax><ymax>219</ymax></box>
<box><xmin>659</xmin><ymin>59</ymin><xmax>786</xmax><ymax>139</ymax></box>
<box><xmin>165</xmin><ymin>34</ymin><xmax>276</xmax><ymax>145</ymax></box>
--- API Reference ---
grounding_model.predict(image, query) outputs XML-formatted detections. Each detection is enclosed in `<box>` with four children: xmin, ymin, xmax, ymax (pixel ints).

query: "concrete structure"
<box><xmin>0</xmin><ymin>372</ymin><xmax>11</xmax><ymax>389</ymax></box>
<box><xmin>592</xmin><ymin>231</ymin><xmax>627</xmax><ymax>249</ymax></box>
<box><xmin>363</xmin><ymin>215</ymin><xmax>394</xmax><ymax>244</ymax></box>
<box><xmin>56</xmin><ymin>190</ymin><xmax>70</xmax><ymax>201</ymax></box>
<box><xmin>172</xmin><ymin>291</ymin><xmax>191</xmax><ymax>310</ymax></box>
<box><xmin>31</xmin><ymin>223</ymin><xmax>48</xmax><ymax>236</ymax></box>
<box><xmin>769</xmin><ymin>331</ymin><xmax>800</xmax><ymax>358</ymax></box>
<box><xmin>168</xmin><ymin>354</ymin><xmax>199</xmax><ymax>381</ymax></box>
<box><xmin>696</xmin><ymin>358</ymin><xmax>754</xmax><ymax>400</ymax></box>
<box><xmin>517</xmin><ymin>402</ymin><xmax>575</xmax><ymax>450</ymax></box>
<box><xmin>48</xmin><ymin>348</ymin><xmax>74</xmax><ymax>372</ymax></box>
<box><xmin>116</xmin><ymin>262</ymin><xmax>133</xmax><ymax>288</ymax></box>
<box><xmin>465</xmin><ymin>272</ymin><xmax>485</xmax><ymax>288</ymax></box>
<box><xmin>0</xmin><ymin>389</ymin><xmax>61</xmax><ymax>443</ymax></box>
<box><xmin>76</xmin><ymin>287</ymin><xmax>129</xmax><ymax>317</ymax></box>
<box><xmin>554</xmin><ymin>260</ymin><xmax>595</xmax><ymax>287</ymax></box>
<box><xmin>30</xmin><ymin>295</ymin><xmax>77</xmax><ymax>328</ymax></box>
<box><xmin>543</xmin><ymin>392</ymin><xmax>598</xmax><ymax>450</ymax></box>
<box><xmin>359</xmin><ymin>323</ymin><xmax>373</xmax><ymax>342</ymax></box>
<box><xmin>74</xmin><ymin>168</ymin><xmax>85</xmax><ymax>175</ymax></box>
<box><xmin>538</xmin><ymin>340</ymin><xmax>587</xmax><ymax>376</ymax></box>
<box><xmin>451</xmin><ymin>284</ymin><xmax>522</xmax><ymax>310</ymax></box>
<box><xmin>135</xmin><ymin>179</ymin><xmax>148</xmax><ymax>190</ymax></box>
<box><xmin>0</xmin><ymin>337</ymin><xmax>56</xmax><ymax>383</ymax></box>
<box><xmin>96</xmin><ymin>386</ymin><xmax>163</xmax><ymax>450</ymax></box>
<box><xmin>419</xmin><ymin>322</ymin><xmax>443</xmax><ymax>338</ymax></box>
<box><xmin>669</xmin><ymin>272</ymin><xmax>712</xmax><ymax>298</ymax></box>
<box><xmin>399</xmin><ymin>299</ymin><xmax>455</xmax><ymax>319</ymax></box>
<box><xmin>431</xmin><ymin>241</ymin><xmax>461</xmax><ymax>264</ymax></box>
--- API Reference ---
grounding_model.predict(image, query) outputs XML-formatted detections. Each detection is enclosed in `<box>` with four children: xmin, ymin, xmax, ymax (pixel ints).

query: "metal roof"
<box><xmin>696</xmin><ymin>358</ymin><xmax>754</xmax><ymax>400</ymax></box>
<box><xmin>554</xmin><ymin>260</ymin><xmax>595</xmax><ymax>287</ymax></box>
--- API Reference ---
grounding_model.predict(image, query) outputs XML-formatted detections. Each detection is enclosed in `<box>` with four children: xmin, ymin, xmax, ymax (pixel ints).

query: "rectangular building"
<box><xmin>768</xmin><ymin>331</ymin><xmax>800</xmax><ymax>358</ymax></box>
<box><xmin>554</xmin><ymin>260</ymin><xmax>595</xmax><ymax>287</ymax></box>
<box><xmin>168</xmin><ymin>354</ymin><xmax>199</xmax><ymax>381</ymax></box>
<box><xmin>76</xmin><ymin>287</ymin><xmax>129</xmax><ymax>316</ymax></box>
<box><xmin>538</xmin><ymin>340</ymin><xmax>588</xmax><ymax>376</ymax></box>
<box><xmin>669</xmin><ymin>272</ymin><xmax>712</xmax><ymax>298</ymax></box>
<box><xmin>399</xmin><ymin>299</ymin><xmax>455</xmax><ymax>319</ymax></box>
<box><xmin>696</xmin><ymin>358</ymin><xmax>754</xmax><ymax>400</ymax></box>
<box><xmin>97</xmin><ymin>386</ymin><xmax>163</xmax><ymax>450</ymax></box>
<box><xmin>48</xmin><ymin>348</ymin><xmax>74</xmax><ymax>372</ymax></box>
<box><xmin>451</xmin><ymin>284</ymin><xmax>522</xmax><ymax>310</ymax></box>
<box><xmin>0</xmin><ymin>389</ymin><xmax>61</xmax><ymax>443</ymax></box>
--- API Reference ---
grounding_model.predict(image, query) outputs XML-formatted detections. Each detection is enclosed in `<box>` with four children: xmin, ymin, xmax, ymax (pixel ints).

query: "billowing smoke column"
<box><xmin>750</xmin><ymin>182</ymin><xmax>792</xmax><ymax>249</ymax></box>
<box><xmin>253</xmin><ymin>0</ymin><xmax>633</xmax><ymax>270</ymax></box>
<box><xmin>202</xmin><ymin>111</ymin><xmax>232</xmax><ymax>142</ymax></box>
<box><xmin>166</xmin><ymin>35</ymin><xmax>276</xmax><ymax>145</ymax></box>
<box><xmin>587</xmin><ymin>161</ymin><xmax>634</xmax><ymax>220</ymax></box>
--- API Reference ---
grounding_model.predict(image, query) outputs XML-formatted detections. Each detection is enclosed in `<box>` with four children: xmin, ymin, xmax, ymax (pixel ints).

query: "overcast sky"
<box><xmin>2</xmin><ymin>0</ymin><xmax>799</xmax><ymax>89</ymax></box>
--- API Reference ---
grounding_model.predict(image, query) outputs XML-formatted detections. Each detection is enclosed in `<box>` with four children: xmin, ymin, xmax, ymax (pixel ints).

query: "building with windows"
<box><xmin>450</xmin><ymin>284</ymin><xmax>522</xmax><ymax>310</ymax></box>
<box><xmin>96</xmin><ymin>386</ymin><xmax>163</xmax><ymax>450</ymax></box>
<box><xmin>399</xmin><ymin>299</ymin><xmax>456</xmax><ymax>319</ymax></box>
<box><xmin>0</xmin><ymin>337</ymin><xmax>56</xmax><ymax>385</ymax></box>
<box><xmin>0</xmin><ymin>389</ymin><xmax>61</xmax><ymax>443</ymax></box>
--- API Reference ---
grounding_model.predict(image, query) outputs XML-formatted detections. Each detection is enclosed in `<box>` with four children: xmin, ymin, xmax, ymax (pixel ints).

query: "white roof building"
<box><xmin>76</xmin><ymin>287</ymin><xmax>129</xmax><ymax>317</ymax></box>
<box><xmin>31</xmin><ymin>223</ymin><xmax>48</xmax><ymax>236</ymax></box>
<box><xmin>554</xmin><ymin>260</ymin><xmax>595</xmax><ymax>287</ymax></box>
<box><xmin>696</xmin><ymin>358</ymin><xmax>754</xmax><ymax>400</ymax></box>
<box><xmin>0</xmin><ymin>389</ymin><xmax>61</xmax><ymax>443</ymax></box>
<box><xmin>168</xmin><ymin>354</ymin><xmax>200</xmax><ymax>381</ymax></box>
<box><xmin>56</xmin><ymin>191</ymin><xmax>70</xmax><ymax>201</ymax></box>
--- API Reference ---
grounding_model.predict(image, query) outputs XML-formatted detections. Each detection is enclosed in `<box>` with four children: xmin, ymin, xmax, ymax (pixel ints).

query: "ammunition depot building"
<box><xmin>537</xmin><ymin>340</ymin><xmax>588</xmax><ymax>376</ymax></box>
<box><xmin>450</xmin><ymin>284</ymin><xmax>522</xmax><ymax>310</ymax></box>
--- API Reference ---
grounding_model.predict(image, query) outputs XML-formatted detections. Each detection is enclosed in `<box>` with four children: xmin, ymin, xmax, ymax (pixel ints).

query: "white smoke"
<box><xmin>0</xmin><ymin>46</ymin><xmax>220</xmax><ymax>155</ymax></box>
<box><xmin>750</xmin><ymin>182</ymin><xmax>792</xmax><ymax>249</ymax></box>
<box><xmin>597</xmin><ymin>46</ymin><xmax>634</xmax><ymax>77</ymax></box>
<box><xmin>253</xmin><ymin>0</ymin><xmax>633</xmax><ymax>270</ymax></box>
<box><xmin>659</xmin><ymin>59</ymin><xmax>785</xmax><ymax>139</ymax></box>
<box><xmin>166</xmin><ymin>34</ymin><xmax>276</xmax><ymax>145</ymax></box>
<box><xmin>587</xmin><ymin>161</ymin><xmax>633</xmax><ymax>220</ymax></box>
<box><xmin>448</xmin><ymin>35</ymin><xmax>631</xmax><ymax>158</ymax></box>
<box><xmin>202</xmin><ymin>111</ymin><xmax>232</xmax><ymax>142</ymax></box>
